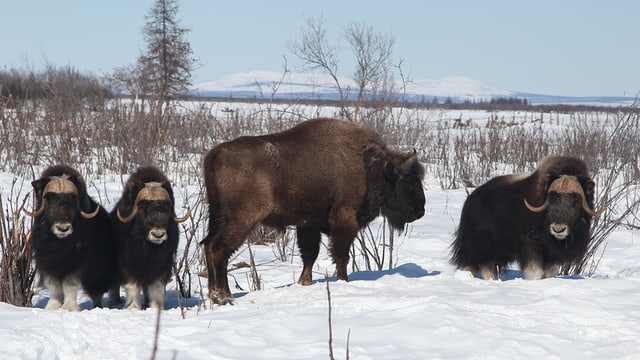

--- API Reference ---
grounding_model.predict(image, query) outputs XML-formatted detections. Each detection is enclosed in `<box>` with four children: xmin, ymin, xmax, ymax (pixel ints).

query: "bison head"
<box><xmin>524</xmin><ymin>175</ymin><xmax>603</xmax><ymax>240</ymax></box>
<box><xmin>24</xmin><ymin>176</ymin><xmax>99</xmax><ymax>238</ymax></box>
<box><xmin>116</xmin><ymin>182</ymin><xmax>190</xmax><ymax>244</ymax></box>
<box><xmin>379</xmin><ymin>150</ymin><xmax>426</xmax><ymax>231</ymax></box>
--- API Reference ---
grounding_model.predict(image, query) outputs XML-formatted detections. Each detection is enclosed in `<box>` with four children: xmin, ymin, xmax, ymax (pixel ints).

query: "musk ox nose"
<box><xmin>52</xmin><ymin>222</ymin><xmax>73</xmax><ymax>238</ymax></box>
<box><xmin>147</xmin><ymin>228</ymin><xmax>168</xmax><ymax>243</ymax></box>
<box><xmin>550</xmin><ymin>223</ymin><xmax>569</xmax><ymax>239</ymax></box>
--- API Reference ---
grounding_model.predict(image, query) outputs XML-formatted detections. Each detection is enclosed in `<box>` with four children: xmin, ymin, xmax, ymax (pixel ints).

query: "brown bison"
<box><xmin>450</xmin><ymin>156</ymin><xmax>603</xmax><ymax>280</ymax></box>
<box><xmin>201</xmin><ymin>118</ymin><xmax>426</xmax><ymax>304</ymax></box>
<box><xmin>25</xmin><ymin>165</ymin><xmax>118</xmax><ymax>311</ymax></box>
<box><xmin>110</xmin><ymin>166</ymin><xmax>189</xmax><ymax>310</ymax></box>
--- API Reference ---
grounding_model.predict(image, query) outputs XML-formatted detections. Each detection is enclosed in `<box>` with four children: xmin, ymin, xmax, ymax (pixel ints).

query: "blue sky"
<box><xmin>1</xmin><ymin>0</ymin><xmax>638</xmax><ymax>97</ymax></box>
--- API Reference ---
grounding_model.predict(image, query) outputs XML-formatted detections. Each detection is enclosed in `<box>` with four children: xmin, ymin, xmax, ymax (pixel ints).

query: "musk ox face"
<box><xmin>525</xmin><ymin>175</ymin><xmax>602</xmax><ymax>240</ymax></box>
<box><xmin>43</xmin><ymin>192</ymin><xmax>79</xmax><ymax>238</ymax></box>
<box><xmin>25</xmin><ymin>176</ymin><xmax>99</xmax><ymax>239</ymax></box>
<box><xmin>544</xmin><ymin>191</ymin><xmax>582</xmax><ymax>240</ymax></box>
<box><xmin>381</xmin><ymin>153</ymin><xmax>426</xmax><ymax>230</ymax></box>
<box><xmin>135</xmin><ymin>199</ymin><xmax>173</xmax><ymax>244</ymax></box>
<box><xmin>116</xmin><ymin>182</ymin><xmax>189</xmax><ymax>244</ymax></box>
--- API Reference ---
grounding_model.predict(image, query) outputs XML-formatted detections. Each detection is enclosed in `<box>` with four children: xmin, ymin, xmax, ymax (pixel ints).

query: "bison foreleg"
<box><xmin>296</xmin><ymin>227</ymin><xmax>321</xmax><ymax>285</ymax></box>
<box><xmin>328</xmin><ymin>208</ymin><xmax>359</xmax><ymax>282</ymax></box>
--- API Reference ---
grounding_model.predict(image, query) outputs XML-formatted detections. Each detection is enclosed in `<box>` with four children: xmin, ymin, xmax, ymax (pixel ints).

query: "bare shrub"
<box><xmin>0</xmin><ymin>179</ymin><xmax>36</xmax><ymax>306</ymax></box>
<box><xmin>566</xmin><ymin>108</ymin><xmax>640</xmax><ymax>275</ymax></box>
<box><xmin>351</xmin><ymin>220</ymin><xmax>397</xmax><ymax>272</ymax></box>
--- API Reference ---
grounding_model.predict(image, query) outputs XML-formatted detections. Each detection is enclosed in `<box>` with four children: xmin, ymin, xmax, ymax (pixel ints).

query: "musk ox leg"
<box><xmin>144</xmin><ymin>279</ymin><xmax>166</xmax><ymax>310</ymax></box>
<box><xmin>543</xmin><ymin>264</ymin><xmax>560</xmax><ymax>279</ymax></box>
<box><xmin>61</xmin><ymin>275</ymin><xmax>81</xmax><ymax>312</ymax></box>
<box><xmin>124</xmin><ymin>282</ymin><xmax>142</xmax><ymax>310</ymax></box>
<box><xmin>88</xmin><ymin>292</ymin><xmax>104</xmax><ymax>309</ymax></box>
<box><xmin>328</xmin><ymin>208</ymin><xmax>359</xmax><ymax>282</ymax></box>
<box><xmin>109</xmin><ymin>284</ymin><xmax>122</xmax><ymax>307</ymax></box>
<box><xmin>475</xmin><ymin>264</ymin><xmax>497</xmax><ymax>280</ymax></box>
<box><xmin>522</xmin><ymin>260</ymin><xmax>544</xmax><ymax>280</ymax></box>
<box><xmin>44</xmin><ymin>275</ymin><xmax>64</xmax><ymax>310</ymax></box>
<box><xmin>296</xmin><ymin>227</ymin><xmax>321</xmax><ymax>286</ymax></box>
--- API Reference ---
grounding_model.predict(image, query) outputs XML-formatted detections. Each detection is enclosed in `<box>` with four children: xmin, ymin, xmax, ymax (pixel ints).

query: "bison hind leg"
<box><xmin>210</xmin><ymin>288</ymin><xmax>235</xmax><ymax>305</ymax></box>
<box><xmin>296</xmin><ymin>227</ymin><xmax>321</xmax><ymax>286</ymax></box>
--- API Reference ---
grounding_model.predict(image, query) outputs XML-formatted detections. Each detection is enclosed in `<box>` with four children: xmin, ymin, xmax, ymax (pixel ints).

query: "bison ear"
<box><xmin>363</xmin><ymin>142</ymin><xmax>385</xmax><ymax>167</ymax></box>
<box><xmin>384</xmin><ymin>162</ymin><xmax>399</xmax><ymax>183</ymax></box>
<box><xmin>400</xmin><ymin>151</ymin><xmax>421</xmax><ymax>176</ymax></box>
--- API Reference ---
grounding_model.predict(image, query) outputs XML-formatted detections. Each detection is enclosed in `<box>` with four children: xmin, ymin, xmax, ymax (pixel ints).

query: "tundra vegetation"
<box><xmin>1</xmin><ymin>63</ymin><xmax>639</xmax><ymax>307</ymax></box>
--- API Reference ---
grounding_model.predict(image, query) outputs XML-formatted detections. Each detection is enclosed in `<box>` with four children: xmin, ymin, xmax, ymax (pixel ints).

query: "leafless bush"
<box><xmin>566</xmin><ymin>108</ymin><xmax>640</xmax><ymax>275</ymax></box>
<box><xmin>0</xmin><ymin>179</ymin><xmax>36</xmax><ymax>306</ymax></box>
<box><xmin>174</xmin><ymin>183</ymin><xmax>206</xmax><ymax>301</ymax></box>
<box><xmin>351</xmin><ymin>220</ymin><xmax>397</xmax><ymax>272</ymax></box>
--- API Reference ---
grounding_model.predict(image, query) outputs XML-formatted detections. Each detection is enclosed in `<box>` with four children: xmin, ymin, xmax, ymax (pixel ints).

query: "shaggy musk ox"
<box><xmin>450</xmin><ymin>156</ymin><xmax>603</xmax><ymax>280</ymax></box>
<box><xmin>201</xmin><ymin>117</ymin><xmax>426</xmax><ymax>304</ymax></box>
<box><xmin>110</xmin><ymin>166</ymin><xmax>189</xmax><ymax>310</ymax></box>
<box><xmin>25</xmin><ymin>165</ymin><xmax>117</xmax><ymax>311</ymax></box>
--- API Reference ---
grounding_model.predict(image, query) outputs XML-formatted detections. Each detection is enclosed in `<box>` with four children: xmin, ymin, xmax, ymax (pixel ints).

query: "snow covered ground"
<box><xmin>1</xmin><ymin>171</ymin><xmax>639</xmax><ymax>360</ymax></box>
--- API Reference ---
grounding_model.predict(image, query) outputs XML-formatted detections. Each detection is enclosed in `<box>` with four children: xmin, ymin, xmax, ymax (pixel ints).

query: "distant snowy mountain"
<box><xmin>191</xmin><ymin>71</ymin><xmax>512</xmax><ymax>102</ymax></box>
<box><xmin>191</xmin><ymin>70</ymin><xmax>635</xmax><ymax>106</ymax></box>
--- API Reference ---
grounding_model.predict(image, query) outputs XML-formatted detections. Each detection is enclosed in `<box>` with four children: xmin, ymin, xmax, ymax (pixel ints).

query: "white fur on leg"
<box><xmin>44</xmin><ymin>275</ymin><xmax>63</xmax><ymax>310</ymax></box>
<box><xmin>543</xmin><ymin>264</ymin><xmax>560</xmax><ymax>279</ymax></box>
<box><xmin>479</xmin><ymin>264</ymin><xmax>496</xmax><ymax>280</ymax></box>
<box><xmin>145</xmin><ymin>279</ymin><xmax>166</xmax><ymax>310</ymax></box>
<box><xmin>522</xmin><ymin>261</ymin><xmax>544</xmax><ymax>280</ymax></box>
<box><xmin>61</xmin><ymin>275</ymin><xmax>81</xmax><ymax>311</ymax></box>
<box><xmin>124</xmin><ymin>282</ymin><xmax>142</xmax><ymax>310</ymax></box>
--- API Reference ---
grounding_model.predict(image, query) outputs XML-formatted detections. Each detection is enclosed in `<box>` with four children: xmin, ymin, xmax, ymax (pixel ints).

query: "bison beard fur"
<box><xmin>201</xmin><ymin>118</ymin><xmax>426</xmax><ymax>304</ymax></box>
<box><xmin>450</xmin><ymin>156</ymin><xmax>601</xmax><ymax>280</ymax></box>
<box><xmin>28</xmin><ymin>165</ymin><xmax>118</xmax><ymax>311</ymax></box>
<box><xmin>110</xmin><ymin>166</ymin><xmax>185</xmax><ymax>310</ymax></box>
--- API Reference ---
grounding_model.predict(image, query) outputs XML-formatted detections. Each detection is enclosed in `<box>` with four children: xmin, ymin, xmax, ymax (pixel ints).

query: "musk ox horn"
<box><xmin>116</xmin><ymin>182</ymin><xmax>174</xmax><ymax>223</ymax></box>
<box><xmin>524</xmin><ymin>175</ymin><xmax>604</xmax><ymax>217</ymax></box>
<box><xmin>24</xmin><ymin>176</ymin><xmax>98</xmax><ymax>218</ymax></box>
<box><xmin>23</xmin><ymin>205</ymin><xmax>46</xmax><ymax>218</ymax></box>
<box><xmin>174</xmin><ymin>207</ymin><xmax>191</xmax><ymax>223</ymax></box>
<box><xmin>116</xmin><ymin>205</ymin><xmax>138</xmax><ymax>223</ymax></box>
<box><xmin>580</xmin><ymin>196</ymin><xmax>604</xmax><ymax>217</ymax></box>
<box><xmin>79</xmin><ymin>206</ymin><xmax>100</xmax><ymax>219</ymax></box>
<box><xmin>524</xmin><ymin>198</ymin><xmax>549</xmax><ymax>213</ymax></box>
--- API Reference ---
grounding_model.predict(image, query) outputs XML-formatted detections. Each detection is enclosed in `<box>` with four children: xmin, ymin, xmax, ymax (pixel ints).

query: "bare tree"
<box><xmin>344</xmin><ymin>22</ymin><xmax>395</xmax><ymax>120</ymax></box>
<box><xmin>289</xmin><ymin>16</ymin><xmax>398</xmax><ymax>123</ymax></box>
<box><xmin>288</xmin><ymin>16</ymin><xmax>349</xmax><ymax>117</ymax></box>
